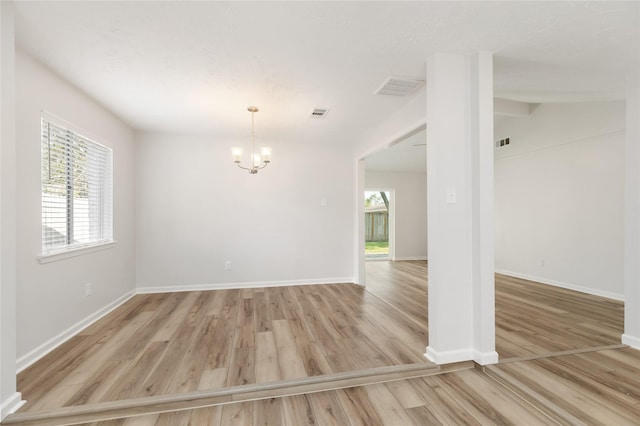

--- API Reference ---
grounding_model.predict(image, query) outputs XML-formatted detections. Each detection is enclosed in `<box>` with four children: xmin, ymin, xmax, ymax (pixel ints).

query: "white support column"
<box><xmin>425</xmin><ymin>52</ymin><xmax>497</xmax><ymax>365</ymax></box>
<box><xmin>0</xmin><ymin>0</ymin><xmax>23</xmax><ymax>420</ymax></box>
<box><xmin>470</xmin><ymin>53</ymin><xmax>498</xmax><ymax>364</ymax></box>
<box><xmin>623</xmin><ymin>65</ymin><xmax>640</xmax><ymax>350</ymax></box>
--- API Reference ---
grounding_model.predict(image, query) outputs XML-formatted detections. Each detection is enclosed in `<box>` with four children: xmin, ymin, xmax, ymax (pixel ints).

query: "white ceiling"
<box><xmin>13</xmin><ymin>1</ymin><xmax>639</xmax><ymax>158</ymax></box>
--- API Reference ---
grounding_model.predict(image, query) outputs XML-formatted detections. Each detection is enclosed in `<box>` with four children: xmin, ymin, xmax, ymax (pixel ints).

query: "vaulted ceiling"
<box><xmin>14</xmin><ymin>1</ymin><xmax>639</xmax><ymax>152</ymax></box>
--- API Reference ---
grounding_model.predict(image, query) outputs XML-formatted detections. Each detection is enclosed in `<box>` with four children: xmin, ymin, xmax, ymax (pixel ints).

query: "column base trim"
<box><xmin>473</xmin><ymin>350</ymin><xmax>499</xmax><ymax>365</ymax></box>
<box><xmin>1</xmin><ymin>392</ymin><xmax>24</xmax><ymax>421</ymax></box>
<box><xmin>425</xmin><ymin>346</ymin><xmax>473</xmax><ymax>365</ymax></box>
<box><xmin>621</xmin><ymin>333</ymin><xmax>640</xmax><ymax>349</ymax></box>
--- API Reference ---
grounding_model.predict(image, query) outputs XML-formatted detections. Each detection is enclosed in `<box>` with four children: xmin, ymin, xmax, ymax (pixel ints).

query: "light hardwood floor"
<box><xmin>79</xmin><ymin>367</ymin><xmax>556</xmax><ymax>425</ymax></box>
<box><xmin>73</xmin><ymin>348</ymin><xmax>640</xmax><ymax>425</ymax></box>
<box><xmin>365</xmin><ymin>260</ymin><xmax>625</xmax><ymax>359</ymax></box>
<box><xmin>485</xmin><ymin>347</ymin><xmax>640</xmax><ymax>425</ymax></box>
<box><xmin>8</xmin><ymin>260</ymin><xmax>637</xmax><ymax>425</ymax></box>
<box><xmin>17</xmin><ymin>283</ymin><xmax>430</xmax><ymax>413</ymax></box>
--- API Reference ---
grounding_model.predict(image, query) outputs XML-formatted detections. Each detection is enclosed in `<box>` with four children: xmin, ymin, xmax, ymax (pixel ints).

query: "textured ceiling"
<box><xmin>14</xmin><ymin>1</ymin><xmax>640</xmax><ymax>151</ymax></box>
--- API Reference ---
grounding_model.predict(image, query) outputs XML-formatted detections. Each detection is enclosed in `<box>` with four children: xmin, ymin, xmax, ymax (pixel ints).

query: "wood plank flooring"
<box><xmin>365</xmin><ymin>260</ymin><xmax>625</xmax><ymax>359</ymax></box>
<box><xmin>17</xmin><ymin>284</ymin><xmax>431</xmax><ymax>413</ymax></box>
<box><xmin>6</xmin><ymin>363</ymin><xmax>472</xmax><ymax>425</ymax></box>
<box><xmin>495</xmin><ymin>274</ymin><xmax>624</xmax><ymax>358</ymax></box>
<box><xmin>72</xmin><ymin>347</ymin><xmax>639</xmax><ymax>425</ymax></box>
<box><xmin>10</xmin><ymin>260</ymin><xmax>636</xmax><ymax>425</ymax></box>
<box><xmin>8</xmin><ymin>347</ymin><xmax>640</xmax><ymax>425</ymax></box>
<box><xmin>485</xmin><ymin>347</ymin><xmax>640</xmax><ymax>425</ymax></box>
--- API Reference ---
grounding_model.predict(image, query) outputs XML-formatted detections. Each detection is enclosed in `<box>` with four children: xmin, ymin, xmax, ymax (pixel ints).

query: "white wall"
<box><xmin>15</xmin><ymin>49</ymin><xmax>137</xmax><ymax>365</ymax></box>
<box><xmin>365</xmin><ymin>171</ymin><xmax>427</xmax><ymax>260</ymax></box>
<box><xmin>135</xmin><ymin>132</ymin><xmax>354</xmax><ymax>290</ymax></box>
<box><xmin>495</xmin><ymin>101</ymin><xmax>625</xmax><ymax>299</ymax></box>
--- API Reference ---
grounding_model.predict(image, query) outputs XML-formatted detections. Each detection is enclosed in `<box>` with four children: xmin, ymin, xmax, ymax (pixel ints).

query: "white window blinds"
<box><xmin>41</xmin><ymin>117</ymin><xmax>113</xmax><ymax>254</ymax></box>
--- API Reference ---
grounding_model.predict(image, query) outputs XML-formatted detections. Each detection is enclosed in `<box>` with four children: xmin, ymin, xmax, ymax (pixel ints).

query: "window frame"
<box><xmin>39</xmin><ymin>113</ymin><xmax>115</xmax><ymax>262</ymax></box>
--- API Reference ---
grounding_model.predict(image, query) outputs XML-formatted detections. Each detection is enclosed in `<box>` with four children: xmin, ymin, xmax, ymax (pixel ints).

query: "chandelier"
<box><xmin>232</xmin><ymin>106</ymin><xmax>272</xmax><ymax>174</ymax></box>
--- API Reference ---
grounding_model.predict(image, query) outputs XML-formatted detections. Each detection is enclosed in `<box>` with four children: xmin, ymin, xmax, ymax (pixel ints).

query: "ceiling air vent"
<box><xmin>374</xmin><ymin>76</ymin><xmax>424</xmax><ymax>96</ymax></box>
<box><xmin>310</xmin><ymin>108</ymin><xmax>329</xmax><ymax>119</ymax></box>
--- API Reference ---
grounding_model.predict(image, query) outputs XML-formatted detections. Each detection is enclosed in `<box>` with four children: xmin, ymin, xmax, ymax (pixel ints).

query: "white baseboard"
<box><xmin>622</xmin><ymin>333</ymin><xmax>640</xmax><ymax>350</ymax></box>
<box><xmin>424</xmin><ymin>346</ymin><xmax>473</xmax><ymax>365</ymax></box>
<box><xmin>136</xmin><ymin>277</ymin><xmax>355</xmax><ymax>294</ymax></box>
<box><xmin>495</xmin><ymin>269</ymin><xmax>624</xmax><ymax>301</ymax></box>
<box><xmin>16</xmin><ymin>290</ymin><xmax>136</xmax><ymax>373</ymax></box>
<box><xmin>473</xmin><ymin>349</ymin><xmax>499</xmax><ymax>365</ymax></box>
<box><xmin>393</xmin><ymin>256</ymin><xmax>428</xmax><ymax>261</ymax></box>
<box><xmin>365</xmin><ymin>257</ymin><xmax>391</xmax><ymax>262</ymax></box>
<box><xmin>1</xmin><ymin>392</ymin><xmax>24</xmax><ymax>421</ymax></box>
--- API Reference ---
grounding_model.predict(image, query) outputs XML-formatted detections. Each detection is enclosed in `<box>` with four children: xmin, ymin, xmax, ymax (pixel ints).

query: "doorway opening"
<box><xmin>365</xmin><ymin>190</ymin><xmax>392</xmax><ymax>260</ymax></box>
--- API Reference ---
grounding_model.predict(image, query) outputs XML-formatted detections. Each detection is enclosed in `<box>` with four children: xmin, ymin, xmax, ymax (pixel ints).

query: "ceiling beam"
<box><xmin>494</xmin><ymin>98</ymin><xmax>532</xmax><ymax>117</ymax></box>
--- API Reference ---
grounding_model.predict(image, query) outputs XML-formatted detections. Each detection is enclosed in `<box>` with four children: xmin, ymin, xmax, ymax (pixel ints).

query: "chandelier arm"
<box><xmin>235</xmin><ymin>162</ymin><xmax>268</xmax><ymax>172</ymax></box>
<box><xmin>235</xmin><ymin>163</ymin><xmax>254</xmax><ymax>171</ymax></box>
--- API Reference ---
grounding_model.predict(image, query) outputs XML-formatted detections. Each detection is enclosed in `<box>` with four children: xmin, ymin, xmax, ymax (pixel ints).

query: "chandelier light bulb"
<box><xmin>232</xmin><ymin>147</ymin><xmax>243</xmax><ymax>163</ymax></box>
<box><xmin>261</xmin><ymin>147</ymin><xmax>272</xmax><ymax>163</ymax></box>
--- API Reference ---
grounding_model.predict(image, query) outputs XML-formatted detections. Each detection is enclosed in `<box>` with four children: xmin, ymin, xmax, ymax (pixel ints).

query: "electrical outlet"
<box><xmin>225</xmin><ymin>261</ymin><xmax>232</xmax><ymax>270</ymax></box>
<box><xmin>85</xmin><ymin>282</ymin><xmax>92</xmax><ymax>296</ymax></box>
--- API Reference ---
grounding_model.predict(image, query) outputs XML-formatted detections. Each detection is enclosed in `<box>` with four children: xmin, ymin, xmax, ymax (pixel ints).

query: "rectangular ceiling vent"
<box><xmin>310</xmin><ymin>108</ymin><xmax>329</xmax><ymax>119</ymax></box>
<box><xmin>374</xmin><ymin>76</ymin><xmax>424</xmax><ymax>96</ymax></box>
<box><xmin>495</xmin><ymin>137</ymin><xmax>511</xmax><ymax>148</ymax></box>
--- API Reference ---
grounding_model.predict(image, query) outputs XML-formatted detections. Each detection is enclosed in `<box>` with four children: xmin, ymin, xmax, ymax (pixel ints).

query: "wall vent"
<box><xmin>495</xmin><ymin>137</ymin><xmax>511</xmax><ymax>148</ymax></box>
<box><xmin>374</xmin><ymin>76</ymin><xmax>424</xmax><ymax>96</ymax></box>
<box><xmin>310</xmin><ymin>108</ymin><xmax>329</xmax><ymax>119</ymax></box>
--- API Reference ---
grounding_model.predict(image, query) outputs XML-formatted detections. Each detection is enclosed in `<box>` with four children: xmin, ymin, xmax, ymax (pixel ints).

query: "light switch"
<box><xmin>446</xmin><ymin>187</ymin><xmax>457</xmax><ymax>204</ymax></box>
<box><xmin>321</xmin><ymin>197</ymin><xmax>327</xmax><ymax>207</ymax></box>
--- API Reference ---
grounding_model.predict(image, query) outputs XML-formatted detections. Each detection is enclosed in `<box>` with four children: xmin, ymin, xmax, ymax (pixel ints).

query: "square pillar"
<box><xmin>425</xmin><ymin>52</ymin><xmax>498</xmax><ymax>365</ymax></box>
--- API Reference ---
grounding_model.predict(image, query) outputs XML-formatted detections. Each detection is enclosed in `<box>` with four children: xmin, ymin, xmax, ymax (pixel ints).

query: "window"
<box><xmin>41</xmin><ymin>117</ymin><xmax>113</xmax><ymax>255</ymax></box>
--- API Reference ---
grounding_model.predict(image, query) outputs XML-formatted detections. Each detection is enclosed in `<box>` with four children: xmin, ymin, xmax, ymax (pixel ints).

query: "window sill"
<box><xmin>38</xmin><ymin>240</ymin><xmax>117</xmax><ymax>264</ymax></box>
